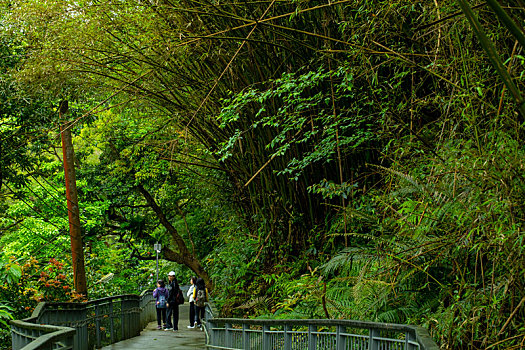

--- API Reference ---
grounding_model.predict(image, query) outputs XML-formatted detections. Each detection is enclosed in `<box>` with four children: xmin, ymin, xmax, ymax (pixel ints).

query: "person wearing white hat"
<box><xmin>165</xmin><ymin>271</ymin><xmax>182</xmax><ymax>331</ymax></box>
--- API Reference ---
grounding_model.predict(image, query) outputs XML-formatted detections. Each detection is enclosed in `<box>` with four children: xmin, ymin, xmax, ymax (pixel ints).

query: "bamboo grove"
<box><xmin>1</xmin><ymin>0</ymin><xmax>525</xmax><ymax>348</ymax></box>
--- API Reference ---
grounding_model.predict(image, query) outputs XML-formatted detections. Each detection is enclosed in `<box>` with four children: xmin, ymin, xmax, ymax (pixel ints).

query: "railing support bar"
<box><xmin>208</xmin><ymin>319</ymin><xmax>216</xmax><ymax>347</ymax></box>
<box><xmin>284</xmin><ymin>324</ymin><xmax>291</xmax><ymax>350</ymax></box>
<box><xmin>243</xmin><ymin>324</ymin><xmax>250</xmax><ymax>350</ymax></box>
<box><xmin>336</xmin><ymin>325</ymin><xmax>346</xmax><ymax>350</ymax></box>
<box><xmin>406</xmin><ymin>330</ymin><xmax>418</xmax><ymax>350</ymax></box>
<box><xmin>225</xmin><ymin>322</ymin><xmax>232</xmax><ymax>348</ymax></box>
<box><xmin>95</xmin><ymin>304</ymin><xmax>101</xmax><ymax>349</ymax></box>
<box><xmin>262</xmin><ymin>324</ymin><xmax>270</xmax><ymax>350</ymax></box>
<box><xmin>369</xmin><ymin>328</ymin><xmax>379</xmax><ymax>350</ymax></box>
<box><xmin>308</xmin><ymin>324</ymin><xmax>316</xmax><ymax>350</ymax></box>
<box><xmin>110</xmin><ymin>300</ymin><xmax>115</xmax><ymax>344</ymax></box>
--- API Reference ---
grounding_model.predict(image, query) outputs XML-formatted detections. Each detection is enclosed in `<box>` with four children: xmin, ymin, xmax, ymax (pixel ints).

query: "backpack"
<box><xmin>195</xmin><ymin>288</ymin><xmax>206</xmax><ymax>307</ymax></box>
<box><xmin>176</xmin><ymin>289</ymin><xmax>184</xmax><ymax>305</ymax></box>
<box><xmin>157</xmin><ymin>294</ymin><xmax>167</xmax><ymax>308</ymax></box>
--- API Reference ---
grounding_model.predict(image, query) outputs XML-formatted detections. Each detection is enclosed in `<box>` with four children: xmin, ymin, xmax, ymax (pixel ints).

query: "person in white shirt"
<box><xmin>186</xmin><ymin>276</ymin><xmax>197</xmax><ymax>328</ymax></box>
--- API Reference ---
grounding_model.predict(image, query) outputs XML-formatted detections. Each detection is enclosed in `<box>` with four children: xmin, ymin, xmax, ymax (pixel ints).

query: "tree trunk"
<box><xmin>59</xmin><ymin>100</ymin><xmax>88</xmax><ymax>297</ymax></box>
<box><xmin>136</xmin><ymin>184</ymin><xmax>213</xmax><ymax>290</ymax></box>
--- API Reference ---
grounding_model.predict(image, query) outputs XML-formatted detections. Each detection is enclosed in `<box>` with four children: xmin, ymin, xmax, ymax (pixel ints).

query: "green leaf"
<box><xmin>457</xmin><ymin>0</ymin><xmax>525</xmax><ymax>117</ymax></box>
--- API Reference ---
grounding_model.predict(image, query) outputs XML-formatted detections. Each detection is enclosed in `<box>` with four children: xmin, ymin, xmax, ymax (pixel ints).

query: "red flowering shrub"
<box><xmin>0</xmin><ymin>256</ymin><xmax>84</xmax><ymax>319</ymax></box>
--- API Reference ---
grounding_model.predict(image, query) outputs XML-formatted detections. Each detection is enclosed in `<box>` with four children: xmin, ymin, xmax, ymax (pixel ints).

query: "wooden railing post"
<box><xmin>369</xmin><ymin>328</ymin><xmax>380</xmax><ymax>350</ymax></box>
<box><xmin>262</xmin><ymin>324</ymin><xmax>270</xmax><ymax>350</ymax></box>
<box><xmin>95</xmin><ymin>304</ymin><xmax>101</xmax><ymax>349</ymax></box>
<box><xmin>243</xmin><ymin>323</ymin><xmax>251</xmax><ymax>350</ymax></box>
<box><xmin>207</xmin><ymin>319</ymin><xmax>216</xmax><ymax>346</ymax></box>
<box><xmin>406</xmin><ymin>330</ymin><xmax>417</xmax><ymax>350</ymax></box>
<box><xmin>109</xmin><ymin>299</ymin><xmax>115</xmax><ymax>343</ymax></box>
<box><xmin>336</xmin><ymin>324</ymin><xmax>346</xmax><ymax>350</ymax></box>
<box><xmin>284</xmin><ymin>324</ymin><xmax>292</xmax><ymax>350</ymax></box>
<box><xmin>73</xmin><ymin>305</ymin><xmax>87</xmax><ymax>350</ymax></box>
<box><xmin>121</xmin><ymin>299</ymin><xmax>127</xmax><ymax>343</ymax></box>
<box><xmin>308</xmin><ymin>324</ymin><xmax>316</xmax><ymax>350</ymax></box>
<box><xmin>225</xmin><ymin>322</ymin><xmax>232</xmax><ymax>348</ymax></box>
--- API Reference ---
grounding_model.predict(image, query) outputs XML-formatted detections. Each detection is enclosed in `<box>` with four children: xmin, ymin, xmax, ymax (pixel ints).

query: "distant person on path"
<box><xmin>153</xmin><ymin>279</ymin><xmax>169</xmax><ymax>330</ymax></box>
<box><xmin>187</xmin><ymin>276</ymin><xmax>197</xmax><ymax>328</ymax></box>
<box><xmin>165</xmin><ymin>271</ymin><xmax>182</xmax><ymax>331</ymax></box>
<box><xmin>193</xmin><ymin>277</ymin><xmax>208</xmax><ymax>328</ymax></box>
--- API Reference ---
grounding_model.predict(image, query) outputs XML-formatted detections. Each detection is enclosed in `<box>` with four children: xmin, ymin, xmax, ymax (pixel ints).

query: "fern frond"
<box><xmin>344</xmin><ymin>207</ymin><xmax>378</xmax><ymax>222</ymax></box>
<box><xmin>328</xmin><ymin>231</ymin><xmax>375</xmax><ymax>240</ymax></box>
<box><xmin>321</xmin><ymin>247</ymin><xmax>375</xmax><ymax>276</ymax></box>
<box><xmin>236</xmin><ymin>296</ymin><xmax>269</xmax><ymax>311</ymax></box>
<box><xmin>371</xmin><ymin>164</ymin><xmax>432</xmax><ymax>200</ymax></box>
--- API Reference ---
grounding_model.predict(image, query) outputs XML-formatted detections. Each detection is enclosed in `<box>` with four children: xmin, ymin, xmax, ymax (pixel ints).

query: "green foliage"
<box><xmin>310</xmin><ymin>129</ymin><xmax>525</xmax><ymax>348</ymax></box>
<box><xmin>206</xmin><ymin>229</ymin><xmax>259</xmax><ymax>314</ymax></box>
<box><xmin>0</xmin><ymin>304</ymin><xmax>13</xmax><ymax>350</ymax></box>
<box><xmin>217</xmin><ymin>66</ymin><xmax>377</xmax><ymax>181</ymax></box>
<box><xmin>1</xmin><ymin>1</ymin><xmax>525</xmax><ymax>349</ymax></box>
<box><xmin>0</xmin><ymin>304</ymin><xmax>13</xmax><ymax>328</ymax></box>
<box><xmin>211</xmin><ymin>1</ymin><xmax>525</xmax><ymax>347</ymax></box>
<box><xmin>0</xmin><ymin>256</ymin><xmax>21</xmax><ymax>285</ymax></box>
<box><xmin>270</xmin><ymin>267</ymin><xmax>328</xmax><ymax>319</ymax></box>
<box><xmin>0</xmin><ymin>33</ymin><xmax>55</xmax><ymax>194</ymax></box>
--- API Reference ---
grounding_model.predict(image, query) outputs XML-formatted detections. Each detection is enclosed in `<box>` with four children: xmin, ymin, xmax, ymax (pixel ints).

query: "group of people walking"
<box><xmin>153</xmin><ymin>272</ymin><xmax>208</xmax><ymax>331</ymax></box>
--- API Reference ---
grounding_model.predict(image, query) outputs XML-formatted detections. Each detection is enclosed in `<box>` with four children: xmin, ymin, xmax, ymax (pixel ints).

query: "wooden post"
<box><xmin>59</xmin><ymin>100</ymin><xmax>88</xmax><ymax>297</ymax></box>
<box><xmin>336</xmin><ymin>325</ymin><xmax>346</xmax><ymax>350</ymax></box>
<box><xmin>225</xmin><ymin>323</ymin><xmax>232</xmax><ymax>348</ymax></box>
<box><xmin>308</xmin><ymin>324</ymin><xmax>316</xmax><ymax>350</ymax></box>
<box><xmin>284</xmin><ymin>324</ymin><xmax>292</xmax><ymax>350</ymax></box>
<box><xmin>243</xmin><ymin>324</ymin><xmax>251</xmax><ymax>350</ymax></box>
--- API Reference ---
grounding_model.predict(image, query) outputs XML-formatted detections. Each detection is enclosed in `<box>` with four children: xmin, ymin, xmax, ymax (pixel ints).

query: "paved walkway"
<box><xmin>101</xmin><ymin>303</ymin><xmax>206</xmax><ymax>350</ymax></box>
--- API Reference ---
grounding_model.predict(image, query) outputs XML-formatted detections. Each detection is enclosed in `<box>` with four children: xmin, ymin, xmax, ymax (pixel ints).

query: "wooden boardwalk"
<box><xmin>101</xmin><ymin>303</ymin><xmax>206</xmax><ymax>349</ymax></box>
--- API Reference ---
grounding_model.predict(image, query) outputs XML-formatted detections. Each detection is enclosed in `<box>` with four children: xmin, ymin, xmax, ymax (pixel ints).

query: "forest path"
<box><xmin>101</xmin><ymin>303</ymin><xmax>206</xmax><ymax>349</ymax></box>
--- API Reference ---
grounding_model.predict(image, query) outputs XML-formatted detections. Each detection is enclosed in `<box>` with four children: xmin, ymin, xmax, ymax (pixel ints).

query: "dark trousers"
<box><xmin>156</xmin><ymin>307</ymin><xmax>167</xmax><ymax>326</ymax></box>
<box><xmin>195</xmin><ymin>305</ymin><xmax>205</xmax><ymax>325</ymax></box>
<box><xmin>166</xmin><ymin>305</ymin><xmax>179</xmax><ymax>330</ymax></box>
<box><xmin>189</xmin><ymin>301</ymin><xmax>195</xmax><ymax>326</ymax></box>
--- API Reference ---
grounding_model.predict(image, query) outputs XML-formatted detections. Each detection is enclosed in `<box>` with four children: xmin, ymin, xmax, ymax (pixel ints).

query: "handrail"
<box><xmin>205</xmin><ymin>317</ymin><xmax>439</xmax><ymax>350</ymax></box>
<box><xmin>10</xmin><ymin>320</ymin><xmax>76</xmax><ymax>350</ymax></box>
<box><xmin>10</xmin><ymin>290</ymin><xmax>156</xmax><ymax>350</ymax></box>
<box><xmin>11</xmin><ymin>290</ymin><xmax>439</xmax><ymax>350</ymax></box>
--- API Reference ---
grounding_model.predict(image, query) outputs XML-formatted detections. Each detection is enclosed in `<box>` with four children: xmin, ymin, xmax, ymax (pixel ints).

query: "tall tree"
<box><xmin>59</xmin><ymin>100</ymin><xmax>88</xmax><ymax>296</ymax></box>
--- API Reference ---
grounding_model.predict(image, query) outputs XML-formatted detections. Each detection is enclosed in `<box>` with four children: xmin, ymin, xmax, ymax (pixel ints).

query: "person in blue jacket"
<box><xmin>153</xmin><ymin>279</ymin><xmax>169</xmax><ymax>329</ymax></box>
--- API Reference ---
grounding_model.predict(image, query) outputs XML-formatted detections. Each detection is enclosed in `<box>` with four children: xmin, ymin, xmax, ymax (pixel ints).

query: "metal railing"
<box><xmin>205</xmin><ymin>318</ymin><xmax>439</xmax><ymax>350</ymax></box>
<box><xmin>10</xmin><ymin>290</ymin><xmax>156</xmax><ymax>350</ymax></box>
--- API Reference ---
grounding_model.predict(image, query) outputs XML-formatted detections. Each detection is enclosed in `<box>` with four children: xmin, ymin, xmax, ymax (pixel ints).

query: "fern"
<box><xmin>373</xmin><ymin>164</ymin><xmax>434</xmax><ymax>202</ymax></box>
<box><xmin>321</xmin><ymin>247</ymin><xmax>375</xmax><ymax>276</ymax></box>
<box><xmin>236</xmin><ymin>296</ymin><xmax>270</xmax><ymax>314</ymax></box>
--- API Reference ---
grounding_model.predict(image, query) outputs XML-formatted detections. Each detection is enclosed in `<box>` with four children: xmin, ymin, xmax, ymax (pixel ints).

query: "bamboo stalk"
<box><xmin>457</xmin><ymin>0</ymin><xmax>525</xmax><ymax>118</ymax></box>
<box><xmin>485</xmin><ymin>0</ymin><xmax>525</xmax><ymax>49</ymax></box>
